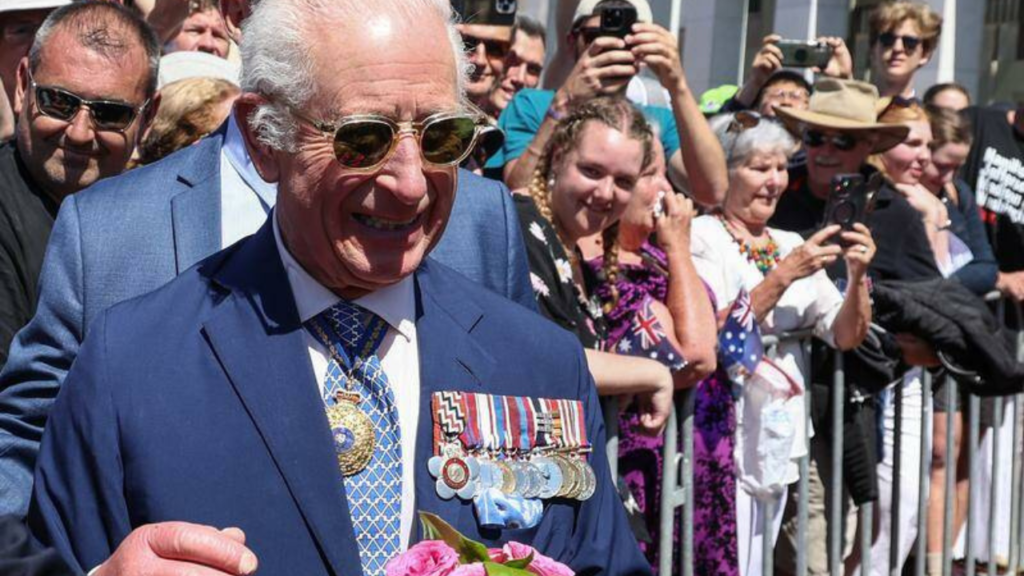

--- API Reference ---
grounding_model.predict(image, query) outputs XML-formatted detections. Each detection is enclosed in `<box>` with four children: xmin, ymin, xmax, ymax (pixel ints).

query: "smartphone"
<box><xmin>777</xmin><ymin>39</ymin><xmax>832</xmax><ymax>68</ymax></box>
<box><xmin>821</xmin><ymin>174</ymin><xmax>868</xmax><ymax>245</ymax></box>
<box><xmin>599</xmin><ymin>3</ymin><xmax>638</xmax><ymax>39</ymax></box>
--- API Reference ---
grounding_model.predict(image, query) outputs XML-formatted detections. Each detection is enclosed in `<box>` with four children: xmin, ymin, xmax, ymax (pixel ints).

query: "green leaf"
<box><xmin>418</xmin><ymin>512</ymin><xmax>490</xmax><ymax>563</ymax></box>
<box><xmin>504</xmin><ymin>553</ymin><xmax>534</xmax><ymax>570</ymax></box>
<box><xmin>483</xmin><ymin>561</ymin><xmax>536</xmax><ymax>576</ymax></box>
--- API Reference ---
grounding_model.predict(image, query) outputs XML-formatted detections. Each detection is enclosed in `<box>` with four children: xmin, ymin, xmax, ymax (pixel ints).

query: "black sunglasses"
<box><xmin>462</xmin><ymin>35</ymin><xmax>510</xmax><ymax>61</ymax></box>
<box><xmin>802</xmin><ymin>129</ymin><xmax>858</xmax><ymax>152</ymax></box>
<box><xmin>293</xmin><ymin>110</ymin><xmax>484</xmax><ymax>171</ymax></box>
<box><xmin>29</xmin><ymin>72</ymin><xmax>147</xmax><ymax>132</ymax></box>
<box><xmin>878</xmin><ymin>32</ymin><xmax>922</xmax><ymax>52</ymax></box>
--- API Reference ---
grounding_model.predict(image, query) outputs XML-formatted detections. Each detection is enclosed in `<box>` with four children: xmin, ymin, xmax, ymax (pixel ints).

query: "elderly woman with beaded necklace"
<box><xmin>514</xmin><ymin>96</ymin><xmax>717</xmax><ymax>442</ymax></box>
<box><xmin>689</xmin><ymin>111</ymin><xmax>875</xmax><ymax>575</ymax></box>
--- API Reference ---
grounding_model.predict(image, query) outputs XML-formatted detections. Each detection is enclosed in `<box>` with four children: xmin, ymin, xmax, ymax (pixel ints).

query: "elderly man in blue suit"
<box><xmin>28</xmin><ymin>1</ymin><xmax>648</xmax><ymax>576</ymax></box>
<box><xmin>0</xmin><ymin>4</ymin><xmax>532</xmax><ymax>527</ymax></box>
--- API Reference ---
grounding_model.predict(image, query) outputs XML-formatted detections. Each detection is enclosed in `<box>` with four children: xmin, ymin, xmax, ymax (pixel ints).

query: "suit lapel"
<box><xmin>171</xmin><ymin>133</ymin><xmax>224</xmax><ymax>273</ymax></box>
<box><xmin>202</xmin><ymin>223</ymin><xmax>360</xmax><ymax>576</ymax></box>
<box><xmin>412</xmin><ymin>261</ymin><xmax>495</xmax><ymax>537</ymax></box>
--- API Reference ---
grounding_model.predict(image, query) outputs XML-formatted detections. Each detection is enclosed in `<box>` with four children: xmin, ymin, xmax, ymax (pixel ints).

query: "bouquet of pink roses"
<box><xmin>385</xmin><ymin>513</ymin><xmax>574</xmax><ymax>576</ymax></box>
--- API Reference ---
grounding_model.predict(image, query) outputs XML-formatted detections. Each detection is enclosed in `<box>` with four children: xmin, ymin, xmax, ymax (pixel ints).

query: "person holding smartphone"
<box><xmin>723</xmin><ymin>33</ymin><xmax>853</xmax><ymax>119</ymax></box>
<box><xmin>489</xmin><ymin>0</ymin><xmax>727</xmax><ymax>209</ymax></box>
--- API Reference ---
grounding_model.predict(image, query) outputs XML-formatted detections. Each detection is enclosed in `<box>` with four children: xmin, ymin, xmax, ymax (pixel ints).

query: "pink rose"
<box><xmin>490</xmin><ymin>542</ymin><xmax>574</xmax><ymax>576</ymax></box>
<box><xmin>448</xmin><ymin>563</ymin><xmax>487</xmax><ymax>576</ymax></box>
<box><xmin>386</xmin><ymin>541</ymin><xmax>460</xmax><ymax>576</ymax></box>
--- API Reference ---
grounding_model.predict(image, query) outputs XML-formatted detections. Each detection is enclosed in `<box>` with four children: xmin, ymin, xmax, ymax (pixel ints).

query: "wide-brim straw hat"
<box><xmin>775</xmin><ymin>78</ymin><xmax>909</xmax><ymax>153</ymax></box>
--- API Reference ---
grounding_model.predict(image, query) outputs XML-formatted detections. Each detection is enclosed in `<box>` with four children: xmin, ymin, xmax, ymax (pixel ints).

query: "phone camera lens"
<box><xmin>606</xmin><ymin>9</ymin><xmax>623</xmax><ymax>28</ymax></box>
<box><xmin>795</xmin><ymin>48</ymin><xmax>808</xmax><ymax>63</ymax></box>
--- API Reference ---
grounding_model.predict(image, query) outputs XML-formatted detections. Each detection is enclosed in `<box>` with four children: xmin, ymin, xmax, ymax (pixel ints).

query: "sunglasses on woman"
<box><xmin>293</xmin><ymin>110</ymin><xmax>484</xmax><ymax>171</ymax></box>
<box><xmin>29</xmin><ymin>72</ymin><xmax>148</xmax><ymax>132</ymax></box>
<box><xmin>802</xmin><ymin>129</ymin><xmax>859</xmax><ymax>151</ymax></box>
<box><xmin>877</xmin><ymin>32</ymin><xmax>922</xmax><ymax>52</ymax></box>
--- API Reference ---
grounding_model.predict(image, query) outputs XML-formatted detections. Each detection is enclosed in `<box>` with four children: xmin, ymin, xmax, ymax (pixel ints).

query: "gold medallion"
<box><xmin>326</xmin><ymin>391</ymin><xmax>375</xmax><ymax>476</ymax></box>
<box><xmin>496</xmin><ymin>460</ymin><xmax>518</xmax><ymax>494</ymax></box>
<box><xmin>553</xmin><ymin>454</ymin><xmax>578</xmax><ymax>498</ymax></box>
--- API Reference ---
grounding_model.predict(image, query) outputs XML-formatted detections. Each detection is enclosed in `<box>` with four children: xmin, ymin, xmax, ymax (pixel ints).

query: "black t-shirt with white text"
<box><xmin>961</xmin><ymin>106</ymin><xmax>1024</xmax><ymax>271</ymax></box>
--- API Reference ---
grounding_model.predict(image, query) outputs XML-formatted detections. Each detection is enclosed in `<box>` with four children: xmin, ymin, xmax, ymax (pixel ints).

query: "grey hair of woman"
<box><xmin>708</xmin><ymin>113</ymin><xmax>798</xmax><ymax>169</ymax></box>
<box><xmin>240</xmin><ymin>0</ymin><xmax>472</xmax><ymax>153</ymax></box>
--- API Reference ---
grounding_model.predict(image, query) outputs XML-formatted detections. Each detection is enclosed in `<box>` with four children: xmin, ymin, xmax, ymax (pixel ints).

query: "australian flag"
<box><xmin>615</xmin><ymin>296</ymin><xmax>687</xmax><ymax>371</ymax></box>
<box><xmin>719</xmin><ymin>289</ymin><xmax>764</xmax><ymax>382</ymax></box>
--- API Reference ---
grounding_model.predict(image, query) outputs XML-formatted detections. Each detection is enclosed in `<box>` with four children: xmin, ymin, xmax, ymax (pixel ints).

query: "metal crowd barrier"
<box><xmin>602</xmin><ymin>293</ymin><xmax>1024</xmax><ymax>576</ymax></box>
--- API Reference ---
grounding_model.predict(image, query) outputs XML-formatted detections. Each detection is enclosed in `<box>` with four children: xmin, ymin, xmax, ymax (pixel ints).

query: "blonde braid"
<box><xmin>527</xmin><ymin>163</ymin><xmax>579</xmax><ymax>267</ymax></box>
<box><xmin>601</xmin><ymin>224</ymin><xmax>621</xmax><ymax>314</ymax></box>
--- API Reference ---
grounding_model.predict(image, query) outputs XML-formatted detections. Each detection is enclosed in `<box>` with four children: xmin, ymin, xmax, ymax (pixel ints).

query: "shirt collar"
<box><xmin>272</xmin><ymin>212</ymin><xmax>415</xmax><ymax>342</ymax></box>
<box><xmin>224</xmin><ymin>112</ymin><xmax>278</xmax><ymax>209</ymax></box>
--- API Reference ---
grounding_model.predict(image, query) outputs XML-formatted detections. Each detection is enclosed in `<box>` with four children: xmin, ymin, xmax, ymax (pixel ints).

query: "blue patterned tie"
<box><xmin>309</xmin><ymin>301</ymin><xmax>402</xmax><ymax>576</ymax></box>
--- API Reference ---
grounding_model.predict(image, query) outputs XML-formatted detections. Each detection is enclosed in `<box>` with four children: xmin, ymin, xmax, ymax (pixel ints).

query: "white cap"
<box><xmin>0</xmin><ymin>0</ymin><xmax>71</xmax><ymax>15</ymax></box>
<box><xmin>158</xmin><ymin>51</ymin><xmax>241</xmax><ymax>90</ymax></box>
<box><xmin>571</xmin><ymin>0</ymin><xmax>652</xmax><ymax>27</ymax></box>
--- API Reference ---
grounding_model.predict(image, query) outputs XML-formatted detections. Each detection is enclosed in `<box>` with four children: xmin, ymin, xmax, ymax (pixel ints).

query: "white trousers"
<box><xmin>953</xmin><ymin>396</ymin><xmax>1017</xmax><ymax>562</ymax></box>
<box><xmin>854</xmin><ymin>372</ymin><xmax>925</xmax><ymax>576</ymax></box>
<box><xmin>737</xmin><ymin>487</ymin><xmax>787</xmax><ymax>576</ymax></box>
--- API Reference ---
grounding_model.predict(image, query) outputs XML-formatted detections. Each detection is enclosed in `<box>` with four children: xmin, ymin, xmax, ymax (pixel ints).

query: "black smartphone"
<box><xmin>777</xmin><ymin>39</ymin><xmax>832</xmax><ymax>68</ymax></box>
<box><xmin>821</xmin><ymin>174</ymin><xmax>868</xmax><ymax>245</ymax></box>
<box><xmin>599</xmin><ymin>3</ymin><xmax>638</xmax><ymax>39</ymax></box>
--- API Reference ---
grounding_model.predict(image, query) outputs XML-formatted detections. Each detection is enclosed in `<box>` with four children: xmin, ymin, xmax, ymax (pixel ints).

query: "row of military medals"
<box><xmin>428</xmin><ymin>391</ymin><xmax>597</xmax><ymax>506</ymax></box>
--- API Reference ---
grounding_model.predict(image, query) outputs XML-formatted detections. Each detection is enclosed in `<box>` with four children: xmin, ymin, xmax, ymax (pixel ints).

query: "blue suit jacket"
<box><xmin>28</xmin><ymin>221</ymin><xmax>648</xmax><ymax>576</ymax></box>
<box><xmin>0</xmin><ymin>128</ymin><xmax>534</xmax><ymax>517</ymax></box>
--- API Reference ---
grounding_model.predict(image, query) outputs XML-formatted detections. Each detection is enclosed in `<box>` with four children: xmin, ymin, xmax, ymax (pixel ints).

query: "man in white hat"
<box><xmin>0</xmin><ymin>0</ymin><xmax>70</xmax><ymax>140</ymax></box>
<box><xmin>488</xmin><ymin>0</ymin><xmax>727</xmax><ymax>209</ymax></box>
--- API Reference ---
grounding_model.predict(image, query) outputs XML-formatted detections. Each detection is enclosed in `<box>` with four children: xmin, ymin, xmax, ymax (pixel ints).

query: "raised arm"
<box><xmin>629</xmin><ymin>23</ymin><xmax>728</xmax><ymax>207</ymax></box>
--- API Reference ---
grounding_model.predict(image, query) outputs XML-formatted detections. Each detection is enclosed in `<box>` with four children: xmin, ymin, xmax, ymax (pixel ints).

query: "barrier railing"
<box><xmin>603</xmin><ymin>293</ymin><xmax>1024</xmax><ymax>576</ymax></box>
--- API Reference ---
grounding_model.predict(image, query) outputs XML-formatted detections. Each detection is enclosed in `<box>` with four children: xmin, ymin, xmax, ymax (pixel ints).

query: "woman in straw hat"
<box><xmin>688</xmin><ymin>110</ymin><xmax>875</xmax><ymax>576</ymax></box>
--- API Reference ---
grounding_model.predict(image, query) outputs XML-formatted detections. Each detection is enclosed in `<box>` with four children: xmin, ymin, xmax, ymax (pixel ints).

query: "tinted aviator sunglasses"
<box><xmin>293</xmin><ymin>110</ymin><xmax>484</xmax><ymax>171</ymax></box>
<box><xmin>878</xmin><ymin>32</ymin><xmax>922</xmax><ymax>52</ymax></box>
<box><xmin>802</xmin><ymin>129</ymin><xmax>858</xmax><ymax>151</ymax></box>
<box><xmin>29</xmin><ymin>71</ymin><xmax>148</xmax><ymax>132</ymax></box>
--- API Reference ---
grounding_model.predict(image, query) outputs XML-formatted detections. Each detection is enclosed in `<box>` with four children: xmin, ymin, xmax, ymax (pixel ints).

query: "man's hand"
<box><xmin>553</xmin><ymin>37</ymin><xmax>636</xmax><ymax>112</ymax></box>
<box><xmin>130</xmin><ymin>0</ymin><xmax>192</xmax><ymax>43</ymax></box>
<box><xmin>626</xmin><ymin>23</ymin><xmax>688</xmax><ymax>92</ymax></box>
<box><xmin>813</xmin><ymin>36</ymin><xmax>853</xmax><ymax>79</ymax></box>
<box><xmin>997</xmin><ymin>271</ymin><xmax>1024</xmax><ymax>301</ymax></box>
<box><xmin>750</xmin><ymin>34</ymin><xmax>784</xmax><ymax>86</ymax></box>
<box><xmin>95</xmin><ymin>522</ymin><xmax>258</xmax><ymax>576</ymax></box>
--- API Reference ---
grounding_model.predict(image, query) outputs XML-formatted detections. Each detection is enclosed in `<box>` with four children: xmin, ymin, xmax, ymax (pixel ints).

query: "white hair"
<box><xmin>709</xmin><ymin>113</ymin><xmax>797</xmax><ymax>169</ymax></box>
<box><xmin>240</xmin><ymin>0</ymin><xmax>471</xmax><ymax>152</ymax></box>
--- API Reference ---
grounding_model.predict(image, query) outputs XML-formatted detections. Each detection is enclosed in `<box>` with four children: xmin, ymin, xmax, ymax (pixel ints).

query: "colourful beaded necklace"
<box><xmin>717</xmin><ymin>214</ymin><xmax>781</xmax><ymax>274</ymax></box>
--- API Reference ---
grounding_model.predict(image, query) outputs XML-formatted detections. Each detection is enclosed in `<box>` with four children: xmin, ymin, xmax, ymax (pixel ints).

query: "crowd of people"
<box><xmin>0</xmin><ymin>0</ymin><xmax>1023</xmax><ymax>576</ymax></box>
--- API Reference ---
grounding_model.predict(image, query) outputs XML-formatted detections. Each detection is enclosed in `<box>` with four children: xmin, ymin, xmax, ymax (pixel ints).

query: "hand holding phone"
<box><xmin>821</xmin><ymin>174</ymin><xmax>873</xmax><ymax>246</ymax></box>
<box><xmin>598</xmin><ymin>3</ymin><xmax>638</xmax><ymax>39</ymax></box>
<box><xmin>776</xmin><ymin>39</ymin><xmax>832</xmax><ymax>69</ymax></box>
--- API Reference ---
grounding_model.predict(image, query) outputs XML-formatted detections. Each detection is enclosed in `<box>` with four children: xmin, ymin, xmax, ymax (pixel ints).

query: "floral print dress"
<box><xmin>514</xmin><ymin>195</ymin><xmax>605</xmax><ymax>349</ymax></box>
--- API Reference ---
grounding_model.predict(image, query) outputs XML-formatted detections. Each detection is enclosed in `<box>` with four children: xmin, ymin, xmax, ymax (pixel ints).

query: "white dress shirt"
<box><xmin>220</xmin><ymin>114</ymin><xmax>277</xmax><ymax>248</ymax></box>
<box><xmin>272</xmin><ymin>216</ymin><xmax>421</xmax><ymax>550</ymax></box>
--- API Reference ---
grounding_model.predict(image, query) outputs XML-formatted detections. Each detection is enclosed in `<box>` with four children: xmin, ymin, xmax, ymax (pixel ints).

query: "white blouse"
<box><xmin>691</xmin><ymin>215</ymin><xmax>845</xmax><ymax>486</ymax></box>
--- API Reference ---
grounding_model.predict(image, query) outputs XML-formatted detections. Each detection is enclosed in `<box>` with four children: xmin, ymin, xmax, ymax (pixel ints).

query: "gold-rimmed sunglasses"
<box><xmin>292</xmin><ymin>109</ymin><xmax>485</xmax><ymax>171</ymax></box>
